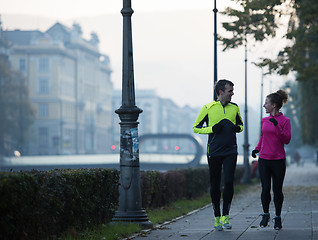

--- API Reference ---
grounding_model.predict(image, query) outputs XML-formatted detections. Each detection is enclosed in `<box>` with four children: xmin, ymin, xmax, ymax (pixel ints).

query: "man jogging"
<box><xmin>193</xmin><ymin>79</ymin><xmax>243</xmax><ymax>231</ymax></box>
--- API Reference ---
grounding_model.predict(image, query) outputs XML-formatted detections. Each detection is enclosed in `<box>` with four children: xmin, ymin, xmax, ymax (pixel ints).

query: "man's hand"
<box><xmin>269</xmin><ymin>118</ymin><xmax>278</xmax><ymax>126</ymax></box>
<box><xmin>212</xmin><ymin>123</ymin><xmax>223</xmax><ymax>133</ymax></box>
<box><xmin>232</xmin><ymin>125</ymin><xmax>241</xmax><ymax>133</ymax></box>
<box><xmin>252</xmin><ymin>149</ymin><xmax>260</xmax><ymax>158</ymax></box>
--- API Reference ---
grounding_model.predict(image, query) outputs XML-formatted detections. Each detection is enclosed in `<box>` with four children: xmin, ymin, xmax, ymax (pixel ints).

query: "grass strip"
<box><xmin>148</xmin><ymin>183</ymin><xmax>248</xmax><ymax>226</ymax></box>
<box><xmin>147</xmin><ymin>194</ymin><xmax>211</xmax><ymax>226</ymax></box>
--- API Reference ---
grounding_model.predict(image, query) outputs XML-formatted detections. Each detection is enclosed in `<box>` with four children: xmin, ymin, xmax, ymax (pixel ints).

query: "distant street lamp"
<box><xmin>256</xmin><ymin>66</ymin><xmax>269</xmax><ymax>136</ymax></box>
<box><xmin>111</xmin><ymin>0</ymin><xmax>152</xmax><ymax>228</ymax></box>
<box><xmin>242</xmin><ymin>37</ymin><xmax>250</xmax><ymax>184</ymax></box>
<box><xmin>60</xmin><ymin>103</ymin><xmax>65</xmax><ymax>155</ymax></box>
<box><xmin>260</xmin><ymin>68</ymin><xmax>264</xmax><ymax>136</ymax></box>
<box><xmin>213</xmin><ymin>0</ymin><xmax>218</xmax><ymax>101</ymax></box>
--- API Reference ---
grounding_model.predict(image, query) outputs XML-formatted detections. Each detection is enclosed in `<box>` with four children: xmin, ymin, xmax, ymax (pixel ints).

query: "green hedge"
<box><xmin>140</xmin><ymin>166</ymin><xmax>244</xmax><ymax>209</ymax></box>
<box><xmin>0</xmin><ymin>168</ymin><xmax>119</xmax><ymax>240</ymax></box>
<box><xmin>0</xmin><ymin>165</ymin><xmax>244</xmax><ymax>239</ymax></box>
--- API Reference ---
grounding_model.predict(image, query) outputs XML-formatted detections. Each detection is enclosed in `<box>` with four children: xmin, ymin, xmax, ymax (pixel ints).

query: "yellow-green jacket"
<box><xmin>193</xmin><ymin>101</ymin><xmax>243</xmax><ymax>157</ymax></box>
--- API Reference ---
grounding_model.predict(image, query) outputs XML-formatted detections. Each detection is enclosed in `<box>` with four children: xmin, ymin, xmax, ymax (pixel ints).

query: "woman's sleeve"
<box><xmin>255</xmin><ymin>119</ymin><xmax>263</xmax><ymax>151</ymax></box>
<box><xmin>277</xmin><ymin>118</ymin><xmax>291</xmax><ymax>144</ymax></box>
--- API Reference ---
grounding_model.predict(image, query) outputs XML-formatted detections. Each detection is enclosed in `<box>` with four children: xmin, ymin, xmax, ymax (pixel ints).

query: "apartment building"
<box><xmin>4</xmin><ymin>22</ymin><xmax>113</xmax><ymax>155</ymax></box>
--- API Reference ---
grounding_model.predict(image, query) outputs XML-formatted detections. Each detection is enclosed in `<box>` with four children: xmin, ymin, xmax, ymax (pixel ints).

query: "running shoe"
<box><xmin>214</xmin><ymin>216</ymin><xmax>223</xmax><ymax>231</ymax></box>
<box><xmin>273</xmin><ymin>216</ymin><xmax>282</xmax><ymax>230</ymax></box>
<box><xmin>259</xmin><ymin>213</ymin><xmax>270</xmax><ymax>228</ymax></box>
<box><xmin>220</xmin><ymin>215</ymin><xmax>232</xmax><ymax>229</ymax></box>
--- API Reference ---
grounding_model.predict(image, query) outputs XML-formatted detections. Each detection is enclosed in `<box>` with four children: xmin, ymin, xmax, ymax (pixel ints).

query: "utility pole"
<box><xmin>213</xmin><ymin>0</ymin><xmax>218</xmax><ymax>100</ymax></box>
<box><xmin>111</xmin><ymin>0</ymin><xmax>152</xmax><ymax>228</ymax></box>
<box><xmin>260</xmin><ymin>68</ymin><xmax>264</xmax><ymax>136</ymax></box>
<box><xmin>242</xmin><ymin>38</ymin><xmax>250</xmax><ymax>184</ymax></box>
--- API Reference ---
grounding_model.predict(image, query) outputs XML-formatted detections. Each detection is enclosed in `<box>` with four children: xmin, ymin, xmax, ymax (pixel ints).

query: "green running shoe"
<box><xmin>214</xmin><ymin>216</ymin><xmax>223</xmax><ymax>231</ymax></box>
<box><xmin>221</xmin><ymin>215</ymin><xmax>232</xmax><ymax>229</ymax></box>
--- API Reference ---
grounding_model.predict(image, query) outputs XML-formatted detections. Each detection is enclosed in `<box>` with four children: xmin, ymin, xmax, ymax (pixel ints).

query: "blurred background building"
<box><xmin>3</xmin><ymin>22</ymin><xmax>113</xmax><ymax>155</ymax></box>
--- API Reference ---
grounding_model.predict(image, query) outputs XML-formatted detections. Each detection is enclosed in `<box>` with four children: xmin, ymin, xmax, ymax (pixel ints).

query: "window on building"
<box><xmin>38</xmin><ymin>77</ymin><xmax>50</xmax><ymax>94</ymax></box>
<box><xmin>39</xmin><ymin>103</ymin><xmax>49</xmax><ymax>118</ymax></box>
<box><xmin>39</xmin><ymin>127</ymin><xmax>49</xmax><ymax>147</ymax></box>
<box><xmin>19</xmin><ymin>58</ymin><xmax>26</xmax><ymax>73</ymax></box>
<box><xmin>38</xmin><ymin>58</ymin><xmax>50</xmax><ymax>73</ymax></box>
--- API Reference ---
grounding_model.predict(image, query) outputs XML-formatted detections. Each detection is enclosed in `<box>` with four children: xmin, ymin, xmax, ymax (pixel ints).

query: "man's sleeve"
<box><xmin>235</xmin><ymin>107</ymin><xmax>243</xmax><ymax>133</ymax></box>
<box><xmin>193</xmin><ymin>105</ymin><xmax>212</xmax><ymax>134</ymax></box>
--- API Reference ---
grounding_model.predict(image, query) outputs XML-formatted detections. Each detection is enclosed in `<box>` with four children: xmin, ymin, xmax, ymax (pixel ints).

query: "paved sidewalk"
<box><xmin>130</xmin><ymin>162</ymin><xmax>318</xmax><ymax>240</ymax></box>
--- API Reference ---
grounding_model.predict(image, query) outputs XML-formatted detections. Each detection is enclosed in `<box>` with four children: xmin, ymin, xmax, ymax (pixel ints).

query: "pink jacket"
<box><xmin>255</xmin><ymin>112</ymin><xmax>291</xmax><ymax>160</ymax></box>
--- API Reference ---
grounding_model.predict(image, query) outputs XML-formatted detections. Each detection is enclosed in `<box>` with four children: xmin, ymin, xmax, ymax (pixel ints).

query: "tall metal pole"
<box><xmin>242</xmin><ymin>38</ymin><xmax>250</xmax><ymax>184</ymax></box>
<box><xmin>111</xmin><ymin>0</ymin><xmax>152</xmax><ymax>228</ymax></box>
<box><xmin>260</xmin><ymin>68</ymin><xmax>264</xmax><ymax>136</ymax></box>
<box><xmin>75</xmin><ymin>60</ymin><xmax>79</xmax><ymax>154</ymax></box>
<box><xmin>213</xmin><ymin>0</ymin><xmax>218</xmax><ymax>101</ymax></box>
<box><xmin>60</xmin><ymin>101</ymin><xmax>63</xmax><ymax>155</ymax></box>
<box><xmin>18</xmin><ymin>75</ymin><xmax>24</xmax><ymax>154</ymax></box>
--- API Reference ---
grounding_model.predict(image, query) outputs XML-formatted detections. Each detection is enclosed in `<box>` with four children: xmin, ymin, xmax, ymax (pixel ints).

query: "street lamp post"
<box><xmin>60</xmin><ymin>101</ymin><xmax>64</xmax><ymax>155</ymax></box>
<box><xmin>260</xmin><ymin>68</ymin><xmax>264</xmax><ymax>136</ymax></box>
<box><xmin>242</xmin><ymin>38</ymin><xmax>250</xmax><ymax>184</ymax></box>
<box><xmin>111</xmin><ymin>0</ymin><xmax>152</xmax><ymax>228</ymax></box>
<box><xmin>213</xmin><ymin>0</ymin><xmax>218</xmax><ymax>101</ymax></box>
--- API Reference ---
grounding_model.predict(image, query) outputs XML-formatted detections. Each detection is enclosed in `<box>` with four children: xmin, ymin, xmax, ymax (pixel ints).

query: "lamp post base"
<box><xmin>111</xmin><ymin>210</ymin><xmax>153</xmax><ymax>229</ymax></box>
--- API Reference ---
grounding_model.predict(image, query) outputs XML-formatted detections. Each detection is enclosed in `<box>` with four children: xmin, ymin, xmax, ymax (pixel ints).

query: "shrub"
<box><xmin>0</xmin><ymin>168</ymin><xmax>119</xmax><ymax>240</ymax></box>
<box><xmin>140</xmin><ymin>167</ymin><xmax>210</xmax><ymax>209</ymax></box>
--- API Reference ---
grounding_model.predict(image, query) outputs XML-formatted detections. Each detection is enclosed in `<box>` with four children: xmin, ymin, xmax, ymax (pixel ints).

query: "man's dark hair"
<box><xmin>215</xmin><ymin>79</ymin><xmax>234</xmax><ymax>96</ymax></box>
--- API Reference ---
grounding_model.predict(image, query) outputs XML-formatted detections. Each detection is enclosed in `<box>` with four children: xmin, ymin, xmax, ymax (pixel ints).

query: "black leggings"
<box><xmin>208</xmin><ymin>154</ymin><xmax>237</xmax><ymax>217</ymax></box>
<box><xmin>258</xmin><ymin>158</ymin><xmax>286</xmax><ymax>216</ymax></box>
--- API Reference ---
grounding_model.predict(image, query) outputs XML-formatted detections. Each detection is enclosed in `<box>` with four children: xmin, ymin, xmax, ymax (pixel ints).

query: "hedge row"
<box><xmin>140</xmin><ymin>166</ymin><xmax>244</xmax><ymax>209</ymax></box>
<box><xmin>0</xmin><ymin>165</ymin><xmax>244</xmax><ymax>240</ymax></box>
<box><xmin>0</xmin><ymin>168</ymin><xmax>119</xmax><ymax>240</ymax></box>
<box><xmin>140</xmin><ymin>167</ymin><xmax>209</xmax><ymax>208</ymax></box>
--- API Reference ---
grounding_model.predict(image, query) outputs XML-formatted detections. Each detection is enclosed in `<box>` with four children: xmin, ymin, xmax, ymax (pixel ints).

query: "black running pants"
<box><xmin>208</xmin><ymin>154</ymin><xmax>237</xmax><ymax>217</ymax></box>
<box><xmin>258</xmin><ymin>158</ymin><xmax>286</xmax><ymax>216</ymax></box>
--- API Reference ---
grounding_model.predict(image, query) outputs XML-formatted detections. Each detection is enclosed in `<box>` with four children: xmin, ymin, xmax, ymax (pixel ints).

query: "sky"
<box><xmin>1</xmin><ymin>0</ymin><xmax>291</xmax><ymax>111</ymax></box>
<box><xmin>1</xmin><ymin>0</ymin><xmax>225</xmax><ymax>18</ymax></box>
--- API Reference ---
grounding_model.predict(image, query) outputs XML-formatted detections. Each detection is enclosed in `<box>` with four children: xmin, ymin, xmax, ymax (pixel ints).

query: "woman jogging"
<box><xmin>251</xmin><ymin>89</ymin><xmax>291</xmax><ymax>230</ymax></box>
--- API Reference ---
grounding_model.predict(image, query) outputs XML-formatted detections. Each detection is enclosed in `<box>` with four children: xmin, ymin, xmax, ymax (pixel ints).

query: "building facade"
<box><xmin>4</xmin><ymin>22</ymin><xmax>113</xmax><ymax>155</ymax></box>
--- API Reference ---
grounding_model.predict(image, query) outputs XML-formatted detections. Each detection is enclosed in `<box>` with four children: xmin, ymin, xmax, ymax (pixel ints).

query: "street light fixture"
<box><xmin>111</xmin><ymin>0</ymin><xmax>152</xmax><ymax>228</ymax></box>
<box><xmin>213</xmin><ymin>0</ymin><xmax>218</xmax><ymax>101</ymax></box>
<box><xmin>242</xmin><ymin>37</ymin><xmax>250</xmax><ymax>184</ymax></box>
<box><xmin>260</xmin><ymin>67</ymin><xmax>264</xmax><ymax>136</ymax></box>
